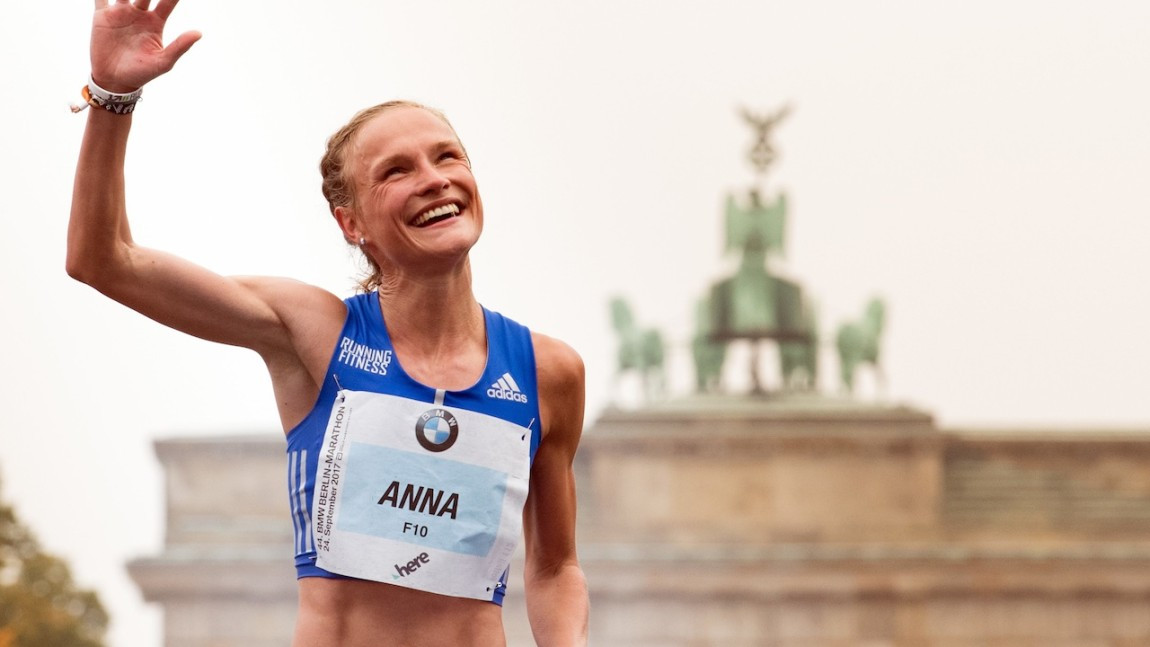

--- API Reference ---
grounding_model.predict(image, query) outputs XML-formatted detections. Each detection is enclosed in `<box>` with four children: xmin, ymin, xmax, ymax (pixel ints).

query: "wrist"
<box><xmin>90</xmin><ymin>75</ymin><xmax>141</xmax><ymax>95</ymax></box>
<box><xmin>70</xmin><ymin>76</ymin><xmax>143</xmax><ymax>115</ymax></box>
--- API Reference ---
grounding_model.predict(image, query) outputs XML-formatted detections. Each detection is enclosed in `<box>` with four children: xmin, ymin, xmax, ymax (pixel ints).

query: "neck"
<box><xmin>376</xmin><ymin>258</ymin><xmax>484</xmax><ymax>357</ymax></box>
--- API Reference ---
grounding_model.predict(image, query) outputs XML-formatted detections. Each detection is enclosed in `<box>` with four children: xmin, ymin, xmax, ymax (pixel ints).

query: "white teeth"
<box><xmin>413</xmin><ymin>203</ymin><xmax>460</xmax><ymax>226</ymax></box>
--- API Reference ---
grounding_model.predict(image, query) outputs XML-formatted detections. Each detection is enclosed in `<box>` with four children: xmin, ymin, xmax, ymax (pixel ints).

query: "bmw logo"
<box><xmin>415</xmin><ymin>408</ymin><xmax>459</xmax><ymax>452</ymax></box>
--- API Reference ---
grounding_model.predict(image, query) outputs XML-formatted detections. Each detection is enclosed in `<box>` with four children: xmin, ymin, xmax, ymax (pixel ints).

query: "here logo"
<box><xmin>393</xmin><ymin>552</ymin><xmax>431</xmax><ymax>580</ymax></box>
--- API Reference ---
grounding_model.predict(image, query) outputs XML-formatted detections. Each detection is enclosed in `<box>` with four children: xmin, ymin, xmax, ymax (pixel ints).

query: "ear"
<box><xmin>333</xmin><ymin>205</ymin><xmax>360</xmax><ymax>245</ymax></box>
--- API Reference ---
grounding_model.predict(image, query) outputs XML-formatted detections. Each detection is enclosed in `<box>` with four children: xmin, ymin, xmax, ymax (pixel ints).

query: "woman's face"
<box><xmin>337</xmin><ymin>106</ymin><xmax>483</xmax><ymax>276</ymax></box>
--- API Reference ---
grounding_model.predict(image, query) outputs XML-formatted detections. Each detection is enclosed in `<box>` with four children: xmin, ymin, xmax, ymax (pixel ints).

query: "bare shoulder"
<box><xmin>232</xmin><ymin>276</ymin><xmax>348</xmax><ymax>356</ymax></box>
<box><xmin>220</xmin><ymin>277</ymin><xmax>350</xmax><ymax>430</ymax></box>
<box><xmin>237</xmin><ymin>275</ymin><xmax>346</xmax><ymax>318</ymax></box>
<box><xmin>531</xmin><ymin>331</ymin><xmax>586</xmax><ymax>445</ymax></box>
<box><xmin>532</xmin><ymin>331</ymin><xmax>585</xmax><ymax>393</ymax></box>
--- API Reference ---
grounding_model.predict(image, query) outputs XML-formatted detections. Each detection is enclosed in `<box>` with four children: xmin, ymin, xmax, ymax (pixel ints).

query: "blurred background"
<box><xmin>2</xmin><ymin>1</ymin><xmax>1150</xmax><ymax>645</ymax></box>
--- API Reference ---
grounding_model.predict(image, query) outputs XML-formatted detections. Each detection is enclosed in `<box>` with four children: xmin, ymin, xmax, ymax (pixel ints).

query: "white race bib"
<box><xmin>312</xmin><ymin>389</ymin><xmax>531</xmax><ymax>600</ymax></box>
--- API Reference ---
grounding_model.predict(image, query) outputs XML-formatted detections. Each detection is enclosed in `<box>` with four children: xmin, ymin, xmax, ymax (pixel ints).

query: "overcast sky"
<box><xmin>3</xmin><ymin>1</ymin><xmax>1150</xmax><ymax>645</ymax></box>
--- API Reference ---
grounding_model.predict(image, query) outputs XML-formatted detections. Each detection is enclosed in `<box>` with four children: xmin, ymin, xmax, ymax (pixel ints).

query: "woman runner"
<box><xmin>67</xmin><ymin>1</ymin><xmax>589</xmax><ymax>645</ymax></box>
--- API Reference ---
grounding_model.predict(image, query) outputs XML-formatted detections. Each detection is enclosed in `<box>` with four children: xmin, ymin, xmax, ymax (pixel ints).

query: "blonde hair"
<box><xmin>319</xmin><ymin>100</ymin><xmax>462</xmax><ymax>292</ymax></box>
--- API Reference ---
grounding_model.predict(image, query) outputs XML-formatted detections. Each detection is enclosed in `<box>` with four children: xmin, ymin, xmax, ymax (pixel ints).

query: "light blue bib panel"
<box><xmin>286</xmin><ymin>292</ymin><xmax>541</xmax><ymax>605</ymax></box>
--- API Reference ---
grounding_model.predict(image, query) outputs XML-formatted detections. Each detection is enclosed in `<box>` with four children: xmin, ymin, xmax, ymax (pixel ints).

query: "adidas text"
<box><xmin>487</xmin><ymin>387</ymin><xmax>528</xmax><ymax>403</ymax></box>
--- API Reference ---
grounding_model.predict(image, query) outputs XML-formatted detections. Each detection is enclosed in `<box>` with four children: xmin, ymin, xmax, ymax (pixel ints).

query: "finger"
<box><xmin>154</xmin><ymin>0</ymin><xmax>180</xmax><ymax>21</ymax></box>
<box><xmin>159</xmin><ymin>30</ymin><xmax>202</xmax><ymax>70</ymax></box>
<box><xmin>94</xmin><ymin>0</ymin><xmax>107</xmax><ymax>10</ymax></box>
<box><xmin>136</xmin><ymin>0</ymin><xmax>153</xmax><ymax>11</ymax></box>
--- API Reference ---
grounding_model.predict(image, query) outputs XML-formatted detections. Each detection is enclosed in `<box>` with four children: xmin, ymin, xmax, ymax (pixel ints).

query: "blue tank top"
<box><xmin>285</xmin><ymin>292</ymin><xmax>541</xmax><ymax>605</ymax></box>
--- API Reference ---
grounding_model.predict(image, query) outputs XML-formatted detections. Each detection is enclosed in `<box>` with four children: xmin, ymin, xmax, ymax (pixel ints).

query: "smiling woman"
<box><xmin>320</xmin><ymin>100</ymin><xmax>480</xmax><ymax>293</ymax></box>
<box><xmin>65</xmin><ymin>1</ymin><xmax>588</xmax><ymax>646</ymax></box>
<box><xmin>318</xmin><ymin>100</ymin><xmax>471</xmax><ymax>291</ymax></box>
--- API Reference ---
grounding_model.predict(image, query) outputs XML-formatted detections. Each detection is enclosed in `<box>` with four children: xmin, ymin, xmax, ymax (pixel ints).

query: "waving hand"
<box><xmin>90</xmin><ymin>0</ymin><xmax>201</xmax><ymax>92</ymax></box>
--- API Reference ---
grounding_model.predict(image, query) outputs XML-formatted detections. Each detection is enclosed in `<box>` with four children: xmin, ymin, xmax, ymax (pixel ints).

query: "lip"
<box><xmin>409</xmin><ymin>199</ymin><xmax>465</xmax><ymax>227</ymax></box>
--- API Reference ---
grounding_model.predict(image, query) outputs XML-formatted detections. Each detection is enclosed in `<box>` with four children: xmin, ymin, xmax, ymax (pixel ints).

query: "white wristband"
<box><xmin>69</xmin><ymin>76</ymin><xmax>143</xmax><ymax>114</ymax></box>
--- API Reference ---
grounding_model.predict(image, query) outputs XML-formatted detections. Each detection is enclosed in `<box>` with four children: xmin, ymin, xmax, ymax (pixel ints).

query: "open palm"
<box><xmin>90</xmin><ymin>0</ymin><xmax>200</xmax><ymax>93</ymax></box>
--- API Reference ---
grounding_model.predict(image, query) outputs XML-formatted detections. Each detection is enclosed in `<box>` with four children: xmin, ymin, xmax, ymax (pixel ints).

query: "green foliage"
<box><xmin>0</xmin><ymin>479</ymin><xmax>107</xmax><ymax>647</ymax></box>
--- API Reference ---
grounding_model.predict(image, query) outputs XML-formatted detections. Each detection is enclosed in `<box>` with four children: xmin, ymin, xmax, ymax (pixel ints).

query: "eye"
<box><xmin>382</xmin><ymin>166</ymin><xmax>406</xmax><ymax>180</ymax></box>
<box><xmin>437</xmin><ymin>151</ymin><xmax>460</xmax><ymax>162</ymax></box>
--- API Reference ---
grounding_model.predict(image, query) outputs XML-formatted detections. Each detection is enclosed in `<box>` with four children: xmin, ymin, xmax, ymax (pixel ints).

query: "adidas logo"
<box><xmin>487</xmin><ymin>372</ymin><xmax>528</xmax><ymax>404</ymax></box>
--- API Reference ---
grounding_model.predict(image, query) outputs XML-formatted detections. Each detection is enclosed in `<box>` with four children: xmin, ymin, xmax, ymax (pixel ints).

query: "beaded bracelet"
<box><xmin>69</xmin><ymin>77</ymin><xmax>143</xmax><ymax>114</ymax></box>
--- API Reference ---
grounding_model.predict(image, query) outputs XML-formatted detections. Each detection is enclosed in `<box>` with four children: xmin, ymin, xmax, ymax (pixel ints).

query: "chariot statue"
<box><xmin>611</xmin><ymin>103</ymin><xmax>888</xmax><ymax>403</ymax></box>
<box><xmin>692</xmin><ymin>104</ymin><xmax>818</xmax><ymax>394</ymax></box>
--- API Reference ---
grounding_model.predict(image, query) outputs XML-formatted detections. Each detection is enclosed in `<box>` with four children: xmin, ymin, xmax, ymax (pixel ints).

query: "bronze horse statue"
<box><xmin>609</xmin><ymin>297</ymin><xmax>667</xmax><ymax>403</ymax></box>
<box><xmin>835</xmin><ymin>297</ymin><xmax>886</xmax><ymax>393</ymax></box>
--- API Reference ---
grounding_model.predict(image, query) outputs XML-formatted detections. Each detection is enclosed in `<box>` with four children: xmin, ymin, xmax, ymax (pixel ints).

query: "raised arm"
<box><xmin>68</xmin><ymin>0</ymin><xmax>329</xmax><ymax>358</ymax></box>
<box><xmin>523</xmin><ymin>333</ymin><xmax>590</xmax><ymax>646</ymax></box>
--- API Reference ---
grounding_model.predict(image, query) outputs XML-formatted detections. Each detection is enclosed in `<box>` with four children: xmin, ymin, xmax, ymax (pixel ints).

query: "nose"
<box><xmin>414</xmin><ymin>160</ymin><xmax>451</xmax><ymax>195</ymax></box>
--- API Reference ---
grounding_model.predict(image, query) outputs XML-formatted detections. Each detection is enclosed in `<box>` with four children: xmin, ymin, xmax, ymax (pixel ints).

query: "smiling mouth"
<box><xmin>412</xmin><ymin>203</ymin><xmax>460</xmax><ymax>227</ymax></box>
